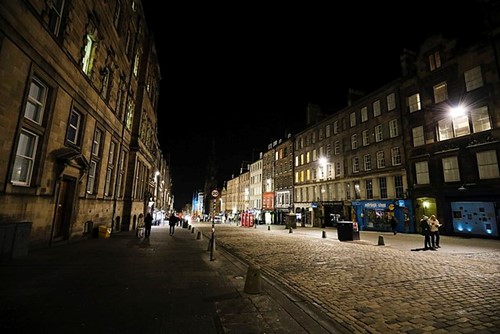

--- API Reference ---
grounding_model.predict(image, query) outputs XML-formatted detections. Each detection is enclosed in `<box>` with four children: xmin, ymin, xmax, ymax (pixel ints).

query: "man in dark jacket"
<box><xmin>169</xmin><ymin>213</ymin><xmax>179</xmax><ymax>236</ymax></box>
<box><xmin>420</xmin><ymin>215</ymin><xmax>435</xmax><ymax>250</ymax></box>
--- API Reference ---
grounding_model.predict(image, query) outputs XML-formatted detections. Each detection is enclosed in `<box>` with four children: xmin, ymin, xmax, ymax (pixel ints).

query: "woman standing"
<box><xmin>429</xmin><ymin>215</ymin><xmax>441</xmax><ymax>248</ymax></box>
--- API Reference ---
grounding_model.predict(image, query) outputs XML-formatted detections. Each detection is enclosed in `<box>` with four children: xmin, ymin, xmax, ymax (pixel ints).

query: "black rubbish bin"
<box><xmin>337</xmin><ymin>221</ymin><xmax>360</xmax><ymax>241</ymax></box>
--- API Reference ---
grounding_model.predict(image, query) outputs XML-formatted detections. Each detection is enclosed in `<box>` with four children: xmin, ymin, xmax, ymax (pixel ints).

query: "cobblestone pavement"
<box><xmin>191</xmin><ymin>222</ymin><xmax>500</xmax><ymax>334</ymax></box>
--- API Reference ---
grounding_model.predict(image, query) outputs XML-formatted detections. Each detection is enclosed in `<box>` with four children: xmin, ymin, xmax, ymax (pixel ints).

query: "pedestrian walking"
<box><xmin>390</xmin><ymin>215</ymin><xmax>398</xmax><ymax>235</ymax></box>
<box><xmin>144</xmin><ymin>212</ymin><xmax>153</xmax><ymax>238</ymax></box>
<box><xmin>169</xmin><ymin>212</ymin><xmax>179</xmax><ymax>236</ymax></box>
<box><xmin>420</xmin><ymin>215</ymin><xmax>435</xmax><ymax>250</ymax></box>
<box><xmin>429</xmin><ymin>214</ymin><xmax>442</xmax><ymax>248</ymax></box>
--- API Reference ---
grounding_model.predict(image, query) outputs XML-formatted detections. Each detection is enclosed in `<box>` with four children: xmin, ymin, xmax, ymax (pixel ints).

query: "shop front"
<box><xmin>352</xmin><ymin>199</ymin><xmax>414</xmax><ymax>233</ymax></box>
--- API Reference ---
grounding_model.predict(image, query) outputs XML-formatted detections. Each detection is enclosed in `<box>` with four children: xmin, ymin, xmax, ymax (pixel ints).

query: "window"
<box><xmin>306</xmin><ymin>151</ymin><xmax>310</xmax><ymax>163</ymax></box>
<box><xmin>333</xmin><ymin>121</ymin><xmax>339</xmax><ymax>134</ymax></box>
<box><xmin>92</xmin><ymin>128</ymin><xmax>102</xmax><ymax>156</ymax></box>
<box><xmin>453</xmin><ymin>115</ymin><xmax>470</xmax><ymax>137</ymax></box>
<box><xmin>373</xmin><ymin>100</ymin><xmax>381</xmax><ymax>117</ymax></box>
<box><xmin>133</xmin><ymin>50</ymin><xmax>140</xmax><ymax>77</ymax></box>
<box><xmin>465</xmin><ymin>66</ymin><xmax>483</xmax><ymax>92</ymax></box>
<box><xmin>408</xmin><ymin>93</ymin><xmax>421</xmax><ymax>113</ymax></box>
<box><xmin>362</xmin><ymin>130</ymin><xmax>370</xmax><ymax>146</ymax></box>
<box><xmin>11</xmin><ymin>130</ymin><xmax>38</xmax><ymax>185</ymax></box>
<box><xmin>66</xmin><ymin>109</ymin><xmax>82</xmax><ymax>145</ymax></box>
<box><xmin>82</xmin><ymin>21</ymin><xmax>98</xmax><ymax>75</ymax></box>
<box><xmin>442</xmin><ymin>156</ymin><xmax>460</xmax><ymax>182</ymax></box>
<box><xmin>429</xmin><ymin>51</ymin><xmax>441</xmax><ymax>71</ymax></box>
<box><xmin>326</xmin><ymin>124</ymin><xmax>331</xmax><ymax>137</ymax></box>
<box><xmin>375</xmin><ymin>125</ymin><xmax>383</xmax><ymax>142</ymax></box>
<box><xmin>334</xmin><ymin>141</ymin><xmax>340</xmax><ymax>155</ymax></box>
<box><xmin>379</xmin><ymin>177</ymin><xmax>387</xmax><ymax>198</ymax></box>
<box><xmin>335</xmin><ymin>162</ymin><xmax>341</xmax><ymax>177</ymax></box>
<box><xmin>126</xmin><ymin>99</ymin><xmax>134</xmax><ymax>131</ymax></box>
<box><xmin>350</xmin><ymin>112</ymin><xmax>356</xmax><ymax>127</ymax></box>
<box><xmin>389</xmin><ymin>119</ymin><xmax>398</xmax><ymax>138</ymax></box>
<box><xmin>361</xmin><ymin>107</ymin><xmax>368</xmax><ymax>122</ymax></box>
<box><xmin>437</xmin><ymin>119</ymin><xmax>453</xmax><ymax>141</ymax></box>
<box><xmin>354</xmin><ymin>181</ymin><xmax>361</xmax><ymax>199</ymax></box>
<box><xmin>366</xmin><ymin>179</ymin><xmax>373</xmax><ymax>199</ymax></box>
<box><xmin>477</xmin><ymin>150</ymin><xmax>500</xmax><ymax>179</ymax></box>
<box><xmin>377</xmin><ymin>151</ymin><xmax>385</xmax><ymax>169</ymax></box>
<box><xmin>433</xmin><ymin>82</ymin><xmax>448</xmax><ymax>104</ymax></box>
<box><xmin>117</xmin><ymin>149</ymin><xmax>127</xmax><ymax>198</ymax></box>
<box><xmin>471</xmin><ymin>106</ymin><xmax>492</xmax><ymax>133</ymax></box>
<box><xmin>351</xmin><ymin>134</ymin><xmax>357</xmax><ymax>150</ymax></box>
<box><xmin>86</xmin><ymin>160</ymin><xmax>97</xmax><ymax>194</ymax></box>
<box><xmin>352</xmin><ymin>157</ymin><xmax>360</xmax><ymax>173</ymax></box>
<box><xmin>412</xmin><ymin>126</ymin><xmax>425</xmax><ymax>147</ymax></box>
<box><xmin>48</xmin><ymin>0</ymin><xmax>66</xmax><ymax>36</ymax></box>
<box><xmin>391</xmin><ymin>147</ymin><xmax>401</xmax><ymax>166</ymax></box>
<box><xmin>387</xmin><ymin>93</ymin><xmax>396</xmax><ymax>111</ymax></box>
<box><xmin>295</xmin><ymin>156</ymin><xmax>299</xmax><ymax>167</ymax></box>
<box><xmin>415</xmin><ymin>161</ymin><xmax>430</xmax><ymax>184</ymax></box>
<box><xmin>394</xmin><ymin>175</ymin><xmax>404</xmax><ymax>198</ymax></box>
<box><xmin>24</xmin><ymin>77</ymin><xmax>48</xmax><ymax>125</ymax></box>
<box><xmin>113</xmin><ymin>0</ymin><xmax>122</xmax><ymax>29</ymax></box>
<box><xmin>364</xmin><ymin>154</ymin><xmax>371</xmax><ymax>171</ymax></box>
<box><xmin>319</xmin><ymin>128</ymin><xmax>323</xmax><ymax>140</ymax></box>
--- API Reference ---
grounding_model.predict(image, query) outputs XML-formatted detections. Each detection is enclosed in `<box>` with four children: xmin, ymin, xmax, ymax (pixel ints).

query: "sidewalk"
<box><xmin>0</xmin><ymin>224</ymin><xmax>344</xmax><ymax>334</ymax></box>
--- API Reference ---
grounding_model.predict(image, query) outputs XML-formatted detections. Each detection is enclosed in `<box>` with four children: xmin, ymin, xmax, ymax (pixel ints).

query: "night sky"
<box><xmin>143</xmin><ymin>1</ymin><xmax>487</xmax><ymax>210</ymax></box>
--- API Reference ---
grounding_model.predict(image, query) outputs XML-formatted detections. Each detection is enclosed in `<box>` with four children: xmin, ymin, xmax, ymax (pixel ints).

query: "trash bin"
<box><xmin>285</xmin><ymin>213</ymin><xmax>297</xmax><ymax>229</ymax></box>
<box><xmin>98</xmin><ymin>226</ymin><xmax>111</xmax><ymax>239</ymax></box>
<box><xmin>337</xmin><ymin>221</ymin><xmax>360</xmax><ymax>241</ymax></box>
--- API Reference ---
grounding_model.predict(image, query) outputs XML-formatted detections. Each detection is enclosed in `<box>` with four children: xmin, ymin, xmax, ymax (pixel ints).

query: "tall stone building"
<box><xmin>0</xmin><ymin>0</ymin><xmax>169</xmax><ymax>252</ymax></box>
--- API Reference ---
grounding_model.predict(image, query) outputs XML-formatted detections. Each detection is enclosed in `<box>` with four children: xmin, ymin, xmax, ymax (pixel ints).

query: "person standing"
<box><xmin>144</xmin><ymin>212</ymin><xmax>153</xmax><ymax>238</ymax></box>
<box><xmin>420</xmin><ymin>215</ymin><xmax>434</xmax><ymax>250</ymax></box>
<box><xmin>389</xmin><ymin>215</ymin><xmax>398</xmax><ymax>235</ymax></box>
<box><xmin>429</xmin><ymin>215</ymin><xmax>442</xmax><ymax>248</ymax></box>
<box><xmin>169</xmin><ymin>212</ymin><xmax>178</xmax><ymax>236</ymax></box>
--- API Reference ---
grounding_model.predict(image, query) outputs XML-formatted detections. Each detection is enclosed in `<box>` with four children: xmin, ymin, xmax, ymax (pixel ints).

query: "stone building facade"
<box><xmin>0</xmin><ymin>0</ymin><xmax>169</xmax><ymax>251</ymax></box>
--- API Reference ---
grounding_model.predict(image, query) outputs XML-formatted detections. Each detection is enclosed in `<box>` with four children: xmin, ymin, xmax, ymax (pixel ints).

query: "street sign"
<box><xmin>211</xmin><ymin>189</ymin><xmax>219</xmax><ymax>198</ymax></box>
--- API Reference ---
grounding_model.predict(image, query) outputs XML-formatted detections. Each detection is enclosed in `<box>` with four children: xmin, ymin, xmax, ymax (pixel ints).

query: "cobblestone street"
<box><xmin>192</xmin><ymin>223</ymin><xmax>500</xmax><ymax>334</ymax></box>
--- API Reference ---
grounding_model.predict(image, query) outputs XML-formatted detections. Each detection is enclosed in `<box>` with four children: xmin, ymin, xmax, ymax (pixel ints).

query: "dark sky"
<box><xmin>143</xmin><ymin>1</ymin><xmax>487</xmax><ymax>210</ymax></box>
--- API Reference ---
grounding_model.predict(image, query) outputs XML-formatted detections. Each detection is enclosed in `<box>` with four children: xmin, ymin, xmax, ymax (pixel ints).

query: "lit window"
<box><xmin>464</xmin><ymin>66</ymin><xmax>483</xmax><ymax>91</ymax></box>
<box><xmin>415</xmin><ymin>161</ymin><xmax>430</xmax><ymax>184</ymax></box>
<box><xmin>442</xmin><ymin>156</ymin><xmax>460</xmax><ymax>182</ymax></box>
<box><xmin>429</xmin><ymin>51</ymin><xmax>441</xmax><ymax>71</ymax></box>
<box><xmin>477</xmin><ymin>150</ymin><xmax>500</xmax><ymax>179</ymax></box>
<box><xmin>373</xmin><ymin>100</ymin><xmax>381</xmax><ymax>117</ymax></box>
<box><xmin>350</xmin><ymin>112</ymin><xmax>356</xmax><ymax>127</ymax></box>
<box><xmin>387</xmin><ymin>93</ymin><xmax>396</xmax><ymax>111</ymax></box>
<box><xmin>361</xmin><ymin>107</ymin><xmax>368</xmax><ymax>122</ymax></box>
<box><xmin>11</xmin><ymin>130</ymin><xmax>38</xmax><ymax>186</ymax></box>
<box><xmin>471</xmin><ymin>106</ymin><xmax>491</xmax><ymax>132</ymax></box>
<box><xmin>433</xmin><ymin>82</ymin><xmax>448</xmax><ymax>104</ymax></box>
<box><xmin>412</xmin><ymin>126</ymin><xmax>425</xmax><ymax>147</ymax></box>
<box><xmin>408</xmin><ymin>93</ymin><xmax>421</xmax><ymax>113</ymax></box>
<box><xmin>389</xmin><ymin>119</ymin><xmax>398</xmax><ymax>138</ymax></box>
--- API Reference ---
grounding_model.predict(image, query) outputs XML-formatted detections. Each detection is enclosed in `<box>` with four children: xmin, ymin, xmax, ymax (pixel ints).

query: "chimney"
<box><xmin>347</xmin><ymin>89</ymin><xmax>365</xmax><ymax>106</ymax></box>
<box><xmin>400</xmin><ymin>48</ymin><xmax>417</xmax><ymax>77</ymax></box>
<box><xmin>305</xmin><ymin>103</ymin><xmax>323</xmax><ymax>126</ymax></box>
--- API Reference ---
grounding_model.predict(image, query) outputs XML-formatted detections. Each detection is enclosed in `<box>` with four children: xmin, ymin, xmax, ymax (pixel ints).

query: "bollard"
<box><xmin>254</xmin><ymin>223</ymin><xmax>257</xmax><ymax>229</ymax></box>
<box><xmin>289</xmin><ymin>227</ymin><xmax>293</xmax><ymax>233</ymax></box>
<box><xmin>322</xmin><ymin>230</ymin><xmax>326</xmax><ymax>238</ymax></box>
<box><xmin>244</xmin><ymin>265</ymin><xmax>261</xmax><ymax>294</ymax></box>
<box><xmin>188</xmin><ymin>225</ymin><xmax>191</xmax><ymax>230</ymax></box>
<box><xmin>268</xmin><ymin>226</ymin><xmax>270</xmax><ymax>231</ymax></box>
<box><xmin>378</xmin><ymin>235</ymin><xmax>385</xmax><ymax>246</ymax></box>
<box><xmin>191</xmin><ymin>227</ymin><xmax>195</xmax><ymax>234</ymax></box>
<box><xmin>196</xmin><ymin>231</ymin><xmax>202</xmax><ymax>240</ymax></box>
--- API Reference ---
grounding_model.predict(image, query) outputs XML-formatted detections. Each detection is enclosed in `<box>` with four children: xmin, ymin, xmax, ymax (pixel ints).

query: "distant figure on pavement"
<box><xmin>390</xmin><ymin>215</ymin><xmax>398</xmax><ymax>235</ymax></box>
<box><xmin>169</xmin><ymin>213</ymin><xmax>179</xmax><ymax>235</ymax></box>
<box><xmin>429</xmin><ymin>215</ymin><xmax>442</xmax><ymax>248</ymax></box>
<box><xmin>144</xmin><ymin>212</ymin><xmax>153</xmax><ymax>238</ymax></box>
